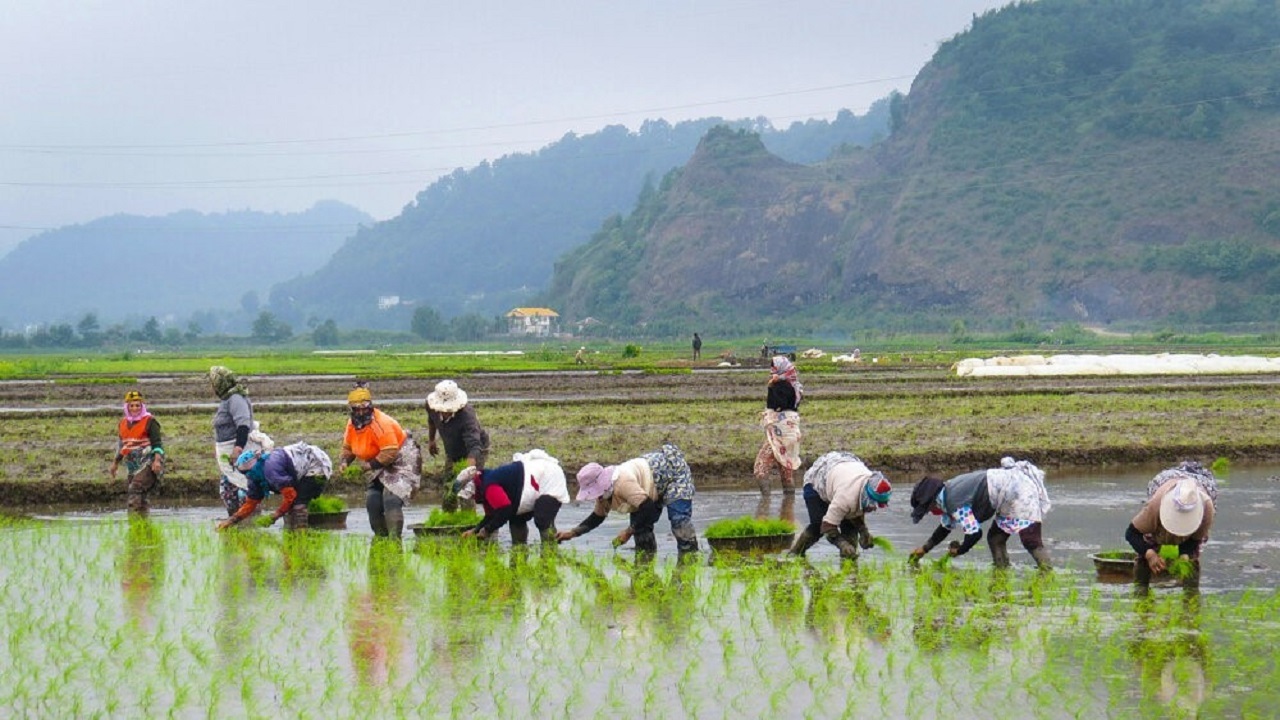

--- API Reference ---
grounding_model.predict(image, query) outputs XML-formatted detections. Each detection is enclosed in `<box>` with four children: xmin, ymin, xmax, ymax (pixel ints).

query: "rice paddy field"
<box><xmin>3</xmin><ymin>465</ymin><xmax>1278</xmax><ymax>719</ymax></box>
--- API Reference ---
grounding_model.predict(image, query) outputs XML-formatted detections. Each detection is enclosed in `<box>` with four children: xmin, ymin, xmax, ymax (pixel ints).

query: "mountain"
<box><xmin>545</xmin><ymin>0</ymin><xmax>1280</xmax><ymax>333</ymax></box>
<box><xmin>266</xmin><ymin>108</ymin><xmax>890</xmax><ymax>329</ymax></box>
<box><xmin>0</xmin><ymin>201</ymin><xmax>370</xmax><ymax>328</ymax></box>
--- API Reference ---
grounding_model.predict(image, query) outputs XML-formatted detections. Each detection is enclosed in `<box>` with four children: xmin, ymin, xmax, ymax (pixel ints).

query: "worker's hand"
<box><xmin>427</xmin><ymin>440</ymin><xmax>439</xmax><ymax>457</ymax></box>
<box><xmin>612</xmin><ymin>527</ymin><xmax>634</xmax><ymax>548</ymax></box>
<box><xmin>108</xmin><ymin>462</ymin><xmax>118</xmax><ymax>480</ymax></box>
<box><xmin>1145</xmin><ymin>549</ymin><xmax>1167</xmax><ymax>574</ymax></box>
<box><xmin>216</xmin><ymin>518</ymin><xmax>235</xmax><ymax>532</ymax></box>
<box><xmin>859</xmin><ymin>533</ymin><xmax>876</xmax><ymax>550</ymax></box>
<box><xmin>947</xmin><ymin>541</ymin><xmax>961</xmax><ymax>557</ymax></box>
<box><xmin>149</xmin><ymin>457</ymin><xmax>163</xmax><ymax>475</ymax></box>
<box><xmin>908</xmin><ymin>547</ymin><xmax>927</xmax><ymax>563</ymax></box>
<box><xmin>461</xmin><ymin>529</ymin><xmax>474</xmax><ymax>539</ymax></box>
<box><xmin>555</xmin><ymin>529</ymin><xmax>576</xmax><ymax>543</ymax></box>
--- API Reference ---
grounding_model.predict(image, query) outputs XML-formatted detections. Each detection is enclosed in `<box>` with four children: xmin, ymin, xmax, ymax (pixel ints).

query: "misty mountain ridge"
<box><xmin>0</xmin><ymin>201</ymin><xmax>370</xmax><ymax>329</ymax></box>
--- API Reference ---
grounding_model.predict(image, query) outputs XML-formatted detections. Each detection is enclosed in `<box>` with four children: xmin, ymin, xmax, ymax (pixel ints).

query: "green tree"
<box><xmin>141</xmin><ymin>316</ymin><xmax>162</xmax><ymax>344</ymax></box>
<box><xmin>76</xmin><ymin>313</ymin><xmax>101</xmax><ymax>346</ymax></box>
<box><xmin>411</xmin><ymin>306</ymin><xmax>448</xmax><ymax>341</ymax></box>
<box><xmin>252</xmin><ymin>311</ymin><xmax>292</xmax><ymax>342</ymax></box>
<box><xmin>313</xmin><ymin>318</ymin><xmax>340</xmax><ymax>347</ymax></box>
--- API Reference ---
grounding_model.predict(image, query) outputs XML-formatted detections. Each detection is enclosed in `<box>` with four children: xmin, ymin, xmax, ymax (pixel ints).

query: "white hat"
<box><xmin>427</xmin><ymin>379</ymin><xmax>468</xmax><ymax>413</ymax></box>
<box><xmin>1159</xmin><ymin>479</ymin><xmax>1205</xmax><ymax>537</ymax></box>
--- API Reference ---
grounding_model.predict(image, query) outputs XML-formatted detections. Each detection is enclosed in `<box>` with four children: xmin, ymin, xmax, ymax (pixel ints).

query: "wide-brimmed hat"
<box><xmin>427</xmin><ymin>380</ymin><xmax>468</xmax><ymax>413</ymax></box>
<box><xmin>1159</xmin><ymin>479</ymin><xmax>1205</xmax><ymax>536</ymax></box>
<box><xmin>575</xmin><ymin>462</ymin><xmax>615</xmax><ymax>502</ymax></box>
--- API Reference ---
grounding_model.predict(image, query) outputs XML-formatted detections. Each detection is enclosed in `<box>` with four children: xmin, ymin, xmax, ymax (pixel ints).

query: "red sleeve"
<box><xmin>229</xmin><ymin>497</ymin><xmax>261</xmax><ymax>523</ymax></box>
<box><xmin>482</xmin><ymin>484</ymin><xmax>512</xmax><ymax>511</ymax></box>
<box><xmin>275</xmin><ymin>487</ymin><xmax>299</xmax><ymax>518</ymax></box>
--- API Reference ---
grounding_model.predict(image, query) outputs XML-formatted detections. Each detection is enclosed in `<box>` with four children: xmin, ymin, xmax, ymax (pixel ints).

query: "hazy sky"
<box><xmin>0</xmin><ymin>0</ymin><xmax>1010</xmax><ymax>256</ymax></box>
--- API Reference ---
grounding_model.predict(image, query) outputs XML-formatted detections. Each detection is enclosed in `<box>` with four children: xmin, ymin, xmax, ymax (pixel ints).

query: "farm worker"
<box><xmin>557</xmin><ymin>443</ymin><xmax>699</xmax><ymax>554</ymax></box>
<box><xmin>338</xmin><ymin>385</ymin><xmax>421</xmax><ymax>540</ymax></box>
<box><xmin>754</xmin><ymin>355</ymin><xmax>803</xmax><ymax>494</ymax></box>
<box><xmin>209</xmin><ymin>365</ymin><xmax>258</xmax><ymax>516</ymax></box>
<box><xmin>109</xmin><ymin>390</ymin><xmax>165</xmax><ymax>514</ymax></box>
<box><xmin>692</xmin><ymin>332</ymin><xmax>702</xmax><ymax>360</ymax></box>
<box><xmin>789</xmin><ymin>451</ymin><xmax>891</xmax><ymax>559</ymax></box>
<box><xmin>908</xmin><ymin>457</ymin><xmax>1053</xmax><ymax>569</ymax></box>
<box><xmin>1126</xmin><ymin>469</ymin><xmax>1215</xmax><ymax>584</ymax></box>
<box><xmin>574</xmin><ymin>346</ymin><xmax>587</xmax><ymax>365</ymax></box>
<box><xmin>217</xmin><ymin>441</ymin><xmax>334</xmax><ymax>531</ymax></box>
<box><xmin>424</xmin><ymin>379</ymin><xmax>490</xmax><ymax>510</ymax></box>
<box><xmin>454</xmin><ymin>449</ymin><xmax>570</xmax><ymax>544</ymax></box>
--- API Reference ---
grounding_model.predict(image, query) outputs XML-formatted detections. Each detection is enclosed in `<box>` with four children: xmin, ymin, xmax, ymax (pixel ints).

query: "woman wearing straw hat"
<box><xmin>789</xmin><ymin>451</ymin><xmax>891</xmax><ymax>560</ymax></box>
<box><xmin>109</xmin><ymin>390</ymin><xmax>165</xmax><ymax>514</ymax></box>
<box><xmin>424</xmin><ymin>379</ymin><xmax>490</xmax><ymax>509</ymax></box>
<box><xmin>1126</xmin><ymin>472</ymin><xmax>1215</xmax><ymax>584</ymax></box>
<box><xmin>556</xmin><ymin>443</ymin><xmax>699</xmax><ymax>554</ymax></box>
<box><xmin>339</xmin><ymin>385</ymin><xmax>421</xmax><ymax>540</ymax></box>
<box><xmin>908</xmin><ymin>457</ymin><xmax>1053</xmax><ymax>569</ymax></box>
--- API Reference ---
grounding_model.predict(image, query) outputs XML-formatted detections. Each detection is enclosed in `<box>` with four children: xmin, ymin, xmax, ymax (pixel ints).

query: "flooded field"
<box><xmin>2</xmin><ymin>465</ymin><xmax>1276</xmax><ymax>717</ymax></box>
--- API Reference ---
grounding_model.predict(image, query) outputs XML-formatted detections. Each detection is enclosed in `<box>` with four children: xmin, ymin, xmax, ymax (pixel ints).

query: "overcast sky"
<box><xmin>0</xmin><ymin>0</ymin><xmax>1011</xmax><ymax>257</ymax></box>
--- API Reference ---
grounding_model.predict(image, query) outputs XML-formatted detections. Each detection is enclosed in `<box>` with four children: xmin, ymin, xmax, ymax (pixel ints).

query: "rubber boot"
<box><xmin>384</xmin><ymin>505</ymin><xmax>404</xmax><ymax>540</ymax></box>
<box><xmin>285</xmin><ymin>505</ymin><xmax>309</xmax><ymax>531</ymax></box>
<box><xmin>633</xmin><ymin>529</ymin><xmax>658</xmax><ymax>553</ymax></box>
<box><xmin>988</xmin><ymin>531</ymin><xmax>1011</xmax><ymax>569</ymax></box>
<box><xmin>790</xmin><ymin>527</ymin><xmax>821</xmax><ymax>556</ymax></box>
<box><xmin>827</xmin><ymin>531</ymin><xmax>859</xmax><ymax>560</ymax></box>
<box><xmin>673</xmin><ymin>524</ymin><xmax>699</xmax><ymax>554</ymax></box>
<box><xmin>509</xmin><ymin>523</ymin><xmax>530</xmax><ymax>546</ymax></box>
<box><xmin>366</xmin><ymin>488</ymin><xmax>388</xmax><ymax>537</ymax></box>
<box><xmin>1133</xmin><ymin>557</ymin><xmax>1152</xmax><ymax>585</ymax></box>
<box><xmin>1029</xmin><ymin>545</ymin><xmax>1052</xmax><ymax>570</ymax></box>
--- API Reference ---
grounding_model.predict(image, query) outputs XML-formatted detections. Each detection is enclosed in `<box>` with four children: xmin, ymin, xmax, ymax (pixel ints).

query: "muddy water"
<box><xmin>26</xmin><ymin>462</ymin><xmax>1280</xmax><ymax>590</ymax></box>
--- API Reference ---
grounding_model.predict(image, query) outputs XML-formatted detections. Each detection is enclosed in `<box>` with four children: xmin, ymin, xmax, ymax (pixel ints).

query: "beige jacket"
<box><xmin>592</xmin><ymin>457</ymin><xmax>656</xmax><ymax>515</ymax></box>
<box><xmin>820</xmin><ymin>461</ymin><xmax>873</xmax><ymax>528</ymax></box>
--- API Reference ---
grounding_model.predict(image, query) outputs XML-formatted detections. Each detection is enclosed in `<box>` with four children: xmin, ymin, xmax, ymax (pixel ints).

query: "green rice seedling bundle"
<box><xmin>307</xmin><ymin>495</ymin><xmax>347</xmax><ymax>514</ymax></box>
<box><xmin>703</xmin><ymin>516</ymin><xmax>795</xmax><ymax>539</ymax></box>
<box><xmin>424</xmin><ymin>508</ymin><xmax>483</xmax><ymax>527</ymax></box>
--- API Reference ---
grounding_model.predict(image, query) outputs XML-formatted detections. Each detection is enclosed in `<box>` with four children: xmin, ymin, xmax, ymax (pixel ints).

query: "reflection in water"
<box><xmin>1128</xmin><ymin>588</ymin><xmax>1208</xmax><ymax>716</ymax></box>
<box><xmin>347</xmin><ymin>541</ymin><xmax>411</xmax><ymax>689</ymax></box>
<box><xmin>119</xmin><ymin>517</ymin><xmax>165</xmax><ymax>631</ymax></box>
<box><xmin>753</xmin><ymin>492</ymin><xmax>796</xmax><ymax>526</ymax></box>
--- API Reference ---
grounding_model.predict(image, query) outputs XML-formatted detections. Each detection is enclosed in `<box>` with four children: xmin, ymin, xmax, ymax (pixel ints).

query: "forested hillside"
<box><xmin>266</xmin><ymin>107</ymin><xmax>890</xmax><ymax>330</ymax></box>
<box><xmin>544</xmin><ymin>0</ymin><xmax>1280</xmax><ymax>334</ymax></box>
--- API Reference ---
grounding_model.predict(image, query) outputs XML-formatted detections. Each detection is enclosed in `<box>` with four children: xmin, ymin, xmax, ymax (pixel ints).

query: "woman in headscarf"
<box><xmin>424</xmin><ymin>379</ymin><xmax>490</xmax><ymax>510</ymax></box>
<box><xmin>789</xmin><ymin>451</ymin><xmax>891</xmax><ymax>559</ymax></box>
<box><xmin>109</xmin><ymin>390</ymin><xmax>165</xmax><ymax>513</ymax></box>
<box><xmin>339</xmin><ymin>385</ymin><xmax>421</xmax><ymax>540</ymax></box>
<box><xmin>217</xmin><ymin>440</ymin><xmax>333</xmax><ymax>531</ymax></box>
<box><xmin>454</xmin><ymin>449</ymin><xmax>570</xmax><ymax>544</ymax></box>
<box><xmin>908</xmin><ymin>457</ymin><xmax>1053</xmax><ymax>569</ymax></box>
<box><xmin>556</xmin><ymin>443</ymin><xmax>698</xmax><ymax>554</ymax></box>
<box><xmin>209</xmin><ymin>365</ymin><xmax>256</xmax><ymax>516</ymax></box>
<box><xmin>753</xmin><ymin>356</ymin><xmax>803</xmax><ymax>494</ymax></box>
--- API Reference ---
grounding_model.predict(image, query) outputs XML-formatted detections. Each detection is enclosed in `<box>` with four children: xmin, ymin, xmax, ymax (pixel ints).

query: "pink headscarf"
<box><xmin>771</xmin><ymin>356</ymin><xmax>803</xmax><ymax>404</ymax></box>
<box><xmin>123</xmin><ymin>391</ymin><xmax>151</xmax><ymax>423</ymax></box>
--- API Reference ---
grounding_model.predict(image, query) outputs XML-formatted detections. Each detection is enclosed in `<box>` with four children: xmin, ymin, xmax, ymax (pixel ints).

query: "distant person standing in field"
<box><xmin>692</xmin><ymin>333</ymin><xmax>702</xmax><ymax>360</ymax></box>
<box><xmin>754</xmin><ymin>356</ymin><xmax>803</xmax><ymax>494</ymax></box>
<box><xmin>574</xmin><ymin>346</ymin><xmax>587</xmax><ymax>365</ymax></box>
<box><xmin>209</xmin><ymin>366</ymin><xmax>256</xmax><ymax>516</ymax></box>
<box><xmin>425</xmin><ymin>379</ymin><xmax>490</xmax><ymax>510</ymax></box>
<box><xmin>109</xmin><ymin>390</ymin><xmax>165</xmax><ymax>514</ymax></box>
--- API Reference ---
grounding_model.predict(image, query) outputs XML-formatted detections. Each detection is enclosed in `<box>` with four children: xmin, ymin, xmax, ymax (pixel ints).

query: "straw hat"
<box><xmin>1159</xmin><ymin>479</ymin><xmax>1205</xmax><ymax>536</ymax></box>
<box><xmin>427</xmin><ymin>380</ymin><xmax>468</xmax><ymax>413</ymax></box>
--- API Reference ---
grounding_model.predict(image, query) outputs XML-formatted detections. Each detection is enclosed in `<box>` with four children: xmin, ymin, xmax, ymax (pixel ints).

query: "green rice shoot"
<box><xmin>703</xmin><ymin>516</ymin><xmax>795</xmax><ymax>539</ymax></box>
<box><xmin>424</xmin><ymin>508</ymin><xmax>483</xmax><ymax>527</ymax></box>
<box><xmin>307</xmin><ymin>495</ymin><xmax>347</xmax><ymax>513</ymax></box>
